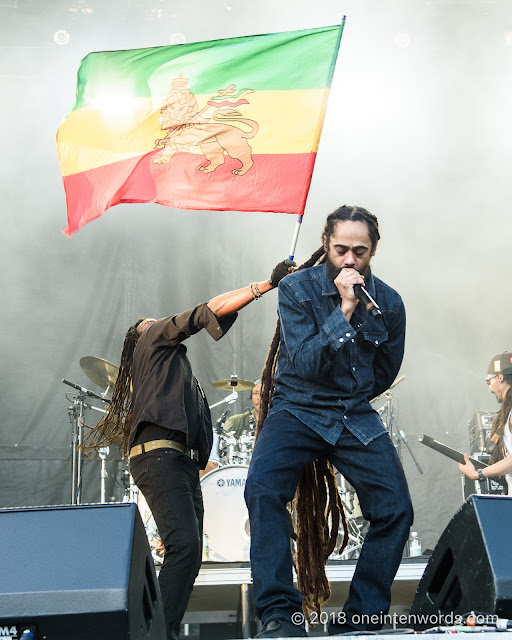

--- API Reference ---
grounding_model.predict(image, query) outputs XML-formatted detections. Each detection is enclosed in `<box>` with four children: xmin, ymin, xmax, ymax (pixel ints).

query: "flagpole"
<box><xmin>288</xmin><ymin>214</ymin><xmax>303</xmax><ymax>261</ymax></box>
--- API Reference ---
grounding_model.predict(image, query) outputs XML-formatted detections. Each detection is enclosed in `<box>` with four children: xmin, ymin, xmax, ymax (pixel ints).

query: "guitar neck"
<box><xmin>418</xmin><ymin>434</ymin><xmax>488</xmax><ymax>469</ymax></box>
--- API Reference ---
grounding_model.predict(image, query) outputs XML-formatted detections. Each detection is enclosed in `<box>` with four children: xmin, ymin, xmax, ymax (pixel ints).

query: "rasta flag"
<box><xmin>57</xmin><ymin>23</ymin><xmax>344</xmax><ymax>236</ymax></box>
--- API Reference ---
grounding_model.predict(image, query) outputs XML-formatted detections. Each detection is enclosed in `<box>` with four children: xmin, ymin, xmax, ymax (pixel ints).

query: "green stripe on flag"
<box><xmin>72</xmin><ymin>24</ymin><xmax>343</xmax><ymax>110</ymax></box>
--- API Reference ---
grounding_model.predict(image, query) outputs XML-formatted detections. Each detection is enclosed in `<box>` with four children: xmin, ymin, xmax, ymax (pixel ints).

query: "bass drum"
<box><xmin>200</xmin><ymin>464</ymin><xmax>250</xmax><ymax>562</ymax></box>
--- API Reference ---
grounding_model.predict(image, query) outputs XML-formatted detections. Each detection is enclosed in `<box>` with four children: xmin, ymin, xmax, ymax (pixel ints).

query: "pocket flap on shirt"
<box><xmin>362</xmin><ymin>331</ymin><xmax>388</xmax><ymax>347</ymax></box>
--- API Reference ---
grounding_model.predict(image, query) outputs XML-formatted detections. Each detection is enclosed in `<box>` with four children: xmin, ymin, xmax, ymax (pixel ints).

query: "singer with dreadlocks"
<box><xmin>459</xmin><ymin>352</ymin><xmax>512</xmax><ymax>492</ymax></box>
<box><xmin>83</xmin><ymin>260</ymin><xmax>292</xmax><ymax>640</ymax></box>
<box><xmin>245</xmin><ymin>205</ymin><xmax>414</xmax><ymax>637</ymax></box>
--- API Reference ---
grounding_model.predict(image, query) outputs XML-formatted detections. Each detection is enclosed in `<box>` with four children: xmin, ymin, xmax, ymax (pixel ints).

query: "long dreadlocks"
<box><xmin>490</xmin><ymin>375</ymin><xmax>512</xmax><ymax>465</ymax></box>
<box><xmin>255</xmin><ymin>205</ymin><xmax>381</xmax><ymax>620</ymax></box>
<box><xmin>82</xmin><ymin>318</ymin><xmax>146</xmax><ymax>456</ymax></box>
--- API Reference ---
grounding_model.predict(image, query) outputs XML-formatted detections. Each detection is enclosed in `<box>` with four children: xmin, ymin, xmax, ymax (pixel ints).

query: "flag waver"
<box><xmin>57</xmin><ymin>23</ymin><xmax>344</xmax><ymax>235</ymax></box>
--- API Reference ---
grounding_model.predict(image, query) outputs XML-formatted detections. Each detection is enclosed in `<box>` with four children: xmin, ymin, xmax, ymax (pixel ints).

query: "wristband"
<box><xmin>250</xmin><ymin>282</ymin><xmax>262</xmax><ymax>299</ymax></box>
<box><xmin>477</xmin><ymin>468</ymin><xmax>486</xmax><ymax>482</ymax></box>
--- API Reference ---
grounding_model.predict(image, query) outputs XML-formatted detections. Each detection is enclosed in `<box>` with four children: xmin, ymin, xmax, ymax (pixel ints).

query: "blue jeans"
<box><xmin>244</xmin><ymin>411</ymin><xmax>413</xmax><ymax>633</ymax></box>
<box><xmin>130</xmin><ymin>449</ymin><xmax>203</xmax><ymax>640</ymax></box>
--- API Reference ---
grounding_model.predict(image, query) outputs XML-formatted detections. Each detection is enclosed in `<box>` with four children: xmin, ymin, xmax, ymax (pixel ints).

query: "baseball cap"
<box><xmin>485</xmin><ymin>352</ymin><xmax>512</xmax><ymax>381</ymax></box>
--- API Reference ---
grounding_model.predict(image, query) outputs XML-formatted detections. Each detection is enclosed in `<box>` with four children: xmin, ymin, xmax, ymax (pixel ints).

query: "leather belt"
<box><xmin>129</xmin><ymin>439</ymin><xmax>199</xmax><ymax>462</ymax></box>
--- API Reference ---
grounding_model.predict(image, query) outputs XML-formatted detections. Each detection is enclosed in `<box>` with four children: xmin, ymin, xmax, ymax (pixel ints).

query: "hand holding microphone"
<box><xmin>335</xmin><ymin>267</ymin><xmax>382</xmax><ymax>318</ymax></box>
<box><xmin>353</xmin><ymin>283</ymin><xmax>382</xmax><ymax>318</ymax></box>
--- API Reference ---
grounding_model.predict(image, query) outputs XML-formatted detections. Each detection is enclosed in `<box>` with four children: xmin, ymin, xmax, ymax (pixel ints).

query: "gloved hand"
<box><xmin>269</xmin><ymin>259</ymin><xmax>296</xmax><ymax>287</ymax></box>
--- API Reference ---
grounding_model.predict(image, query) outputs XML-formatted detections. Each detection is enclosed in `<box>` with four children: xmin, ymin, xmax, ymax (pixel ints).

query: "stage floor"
<box><xmin>182</xmin><ymin>558</ymin><xmax>428</xmax><ymax>636</ymax></box>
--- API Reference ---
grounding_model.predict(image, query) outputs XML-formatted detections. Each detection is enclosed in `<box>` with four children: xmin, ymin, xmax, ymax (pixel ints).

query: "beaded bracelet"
<box><xmin>250</xmin><ymin>282</ymin><xmax>262</xmax><ymax>299</ymax></box>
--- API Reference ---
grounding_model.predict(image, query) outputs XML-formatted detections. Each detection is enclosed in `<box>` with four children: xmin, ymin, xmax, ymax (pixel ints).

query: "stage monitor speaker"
<box><xmin>0</xmin><ymin>502</ymin><xmax>166</xmax><ymax>640</ymax></box>
<box><xmin>410</xmin><ymin>495</ymin><xmax>512</xmax><ymax>629</ymax></box>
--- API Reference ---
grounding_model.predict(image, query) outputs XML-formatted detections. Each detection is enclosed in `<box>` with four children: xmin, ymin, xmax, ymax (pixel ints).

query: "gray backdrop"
<box><xmin>2</xmin><ymin>0</ymin><xmax>512</xmax><ymax>552</ymax></box>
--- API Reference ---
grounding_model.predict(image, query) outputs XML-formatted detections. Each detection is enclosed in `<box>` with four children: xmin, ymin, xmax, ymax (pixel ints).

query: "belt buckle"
<box><xmin>190</xmin><ymin>450</ymin><xmax>199</xmax><ymax>462</ymax></box>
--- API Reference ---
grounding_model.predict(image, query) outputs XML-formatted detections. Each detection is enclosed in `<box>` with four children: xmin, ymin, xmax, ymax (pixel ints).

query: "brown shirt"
<box><xmin>129</xmin><ymin>303</ymin><xmax>236</xmax><ymax>468</ymax></box>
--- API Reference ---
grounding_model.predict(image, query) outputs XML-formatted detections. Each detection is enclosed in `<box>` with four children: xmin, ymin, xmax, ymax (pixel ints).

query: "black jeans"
<box><xmin>130</xmin><ymin>449</ymin><xmax>203</xmax><ymax>640</ymax></box>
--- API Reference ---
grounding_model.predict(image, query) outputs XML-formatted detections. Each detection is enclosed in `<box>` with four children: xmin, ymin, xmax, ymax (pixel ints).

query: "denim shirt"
<box><xmin>269</xmin><ymin>262</ymin><xmax>406</xmax><ymax>445</ymax></box>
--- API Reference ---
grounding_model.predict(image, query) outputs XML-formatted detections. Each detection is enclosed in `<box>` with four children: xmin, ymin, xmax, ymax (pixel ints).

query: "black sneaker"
<box><xmin>256</xmin><ymin>618</ymin><xmax>308</xmax><ymax>638</ymax></box>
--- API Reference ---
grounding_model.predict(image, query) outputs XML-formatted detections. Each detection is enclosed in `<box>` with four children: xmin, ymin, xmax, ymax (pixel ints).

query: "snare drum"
<box><xmin>200</xmin><ymin>465</ymin><xmax>250</xmax><ymax>562</ymax></box>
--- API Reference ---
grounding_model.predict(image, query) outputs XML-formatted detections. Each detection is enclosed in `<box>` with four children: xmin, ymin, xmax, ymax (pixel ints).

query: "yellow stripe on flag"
<box><xmin>57</xmin><ymin>89</ymin><xmax>329</xmax><ymax>176</ymax></box>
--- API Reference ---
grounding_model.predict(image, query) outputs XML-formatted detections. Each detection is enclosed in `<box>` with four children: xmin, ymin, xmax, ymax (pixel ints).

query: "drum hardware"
<box><xmin>214</xmin><ymin>408</ymin><xmax>231</xmax><ymax>433</ymax></box>
<box><xmin>329</xmin><ymin>474</ymin><xmax>366</xmax><ymax>561</ymax></box>
<box><xmin>212</xmin><ymin>375</ymin><xmax>255</xmax><ymax>392</ymax></box>
<box><xmin>209</xmin><ymin>375</ymin><xmax>255</xmax><ymax>465</ymax></box>
<box><xmin>98</xmin><ymin>445</ymin><xmax>110</xmax><ymax>503</ymax></box>
<box><xmin>218</xmin><ymin>428</ymin><xmax>255</xmax><ymax>466</ymax></box>
<box><xmin>136</xmin><ymin>487</ymin><xmax>164</xmax><ymax>564</ymax></box>
<box><xmin>63</xmin><ymin>363</ymin><xmax>118</xmax><ymax>505</ymax></box>
<box><xmin>209</xmin><ymin>375</ymin><xmax>254</xmax><ymax>411</ymax></box>
<box><xmin>219</xmin><ymin>432</ymin><xmax>239</xmax><ymax>465</ymax></box>
<box><xmin>372</xmin><ymin>376</ymin><xmax>423</xmax><ymax>475</ymax></box>
<box><xmin>62</xmin><ymin>378</ymin><xmax>106</xmax><ymax>504</ymax></box>
<box><xmin>127</xmin><ymin>471</ymin><xmax>138</xmax><ymax>502</ymax></box>
<box><xmin>79</xmin><ymin>356</ymin><xmax>119</xmax><ymax>396</ymax></box>
<box><xmin>214</xmin><ymin>405</ymin><xmax>256</xmax><ymax>466</ymax></box>
<box><xmin>209</xmin><ymin>389</ymin><xmax>238</xmax><ymax>410</ymax></box>
<box><xmin>238</xmin><ymin>432</ymin><xmax>254</xmax><ymax>460</ymax></box>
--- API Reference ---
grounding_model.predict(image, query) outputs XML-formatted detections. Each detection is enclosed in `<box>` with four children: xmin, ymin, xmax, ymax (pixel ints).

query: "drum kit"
<box><xmin>202</xmin><ymin>376</ymin><xmax>257</xmax><ymax>562</ymax></box>
<box><xmin>62</xmin><ymin>361</ymin><xmax>257</xmax><ymax>561</ymax></box>
<box><xmin>210</xmin><ymin>376</ymin><xmax>256</xmax><ymax>466</ymax></box>
<box><xmin>61</xmin><ymin>361</ymin><xmax>373</xmax><ymax>564</ymax></box>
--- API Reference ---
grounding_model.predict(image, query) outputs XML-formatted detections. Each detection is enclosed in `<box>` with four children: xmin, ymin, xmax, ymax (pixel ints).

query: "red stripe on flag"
<box><xmin>62</xmin><ymin>150</ymin><xmax>316</xmax><ymax>236</ymax></box>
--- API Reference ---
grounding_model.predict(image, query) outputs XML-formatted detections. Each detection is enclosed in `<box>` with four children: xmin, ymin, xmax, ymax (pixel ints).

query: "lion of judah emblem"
<box><xmin>153</xmin><ymin>74</ymin><xmax>258</xmax><ymax>176</ymax></box>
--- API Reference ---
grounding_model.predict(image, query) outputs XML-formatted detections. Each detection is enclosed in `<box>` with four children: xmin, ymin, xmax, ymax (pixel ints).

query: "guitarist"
<box><xmin>459</xmin><ymin>352</ymin><xmax>512</xmax><ymax>494</ymax></box>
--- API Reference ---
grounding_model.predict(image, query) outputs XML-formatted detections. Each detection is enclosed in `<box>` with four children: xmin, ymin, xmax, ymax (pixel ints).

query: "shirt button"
<box><xmin>352</xmin><ymin>367</ymin><xmax>356</xmax><ymax>371</ymax></box>
<box><xmin>375</xmin><ymin>340</ymin><xmax>379</xmax><ymax>344</ymax></box>
<box><xmin>346</xmin><ymin>332</ymin><xmax>351</xmax><ymax>337</ymax></box>
<box><xmin>339</xmin><ymin>338</ymin><xmax>344</xmax><ymax>342</ymax></box>
<box><xmin>351</xmin><ymin>339</ymin><xmax>355</xmax><ymax>343</ymax></box>
<box><xmin>344</xmin><ymin>415</ymin><xmax>347</xmax><ymax>419</ymax></box>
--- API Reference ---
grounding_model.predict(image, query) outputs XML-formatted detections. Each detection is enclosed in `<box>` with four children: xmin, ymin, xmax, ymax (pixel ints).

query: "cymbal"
<box><xmin>212</xmin><ymin>377</ymin><xmax>254</xmax><ymax>392</ymax></box>
<box><xmin>80</xmin><ymin>356</ymin><xmax>119</xmax><ymax>391</ymax></box>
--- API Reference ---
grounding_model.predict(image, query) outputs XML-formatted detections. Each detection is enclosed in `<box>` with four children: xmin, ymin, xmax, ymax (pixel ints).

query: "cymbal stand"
<box><xmin>209</xmin><ymin>390</ymin><xmax>238</xmax><ymax>409</ymax></box>
<box><xmin>127</xmin><ymin>470</ymin><xmax>139</xmax><ymax>503</ymax></box>
<box><xmin>116</xmin><ymin>457</ymin><xmax>136</xmax><ymax>503</ymax></box>
<box><xmin>379</xmin><ymin>391</ymin><xmax>423</xmax><ymax>474</ymax></box>
<box><xmin>98</xmin><ymin>446</ymin><xmax>109</xmax><ymax>503</ymax></box>
<box><xmin>87</xmin><ymin>403</ymin><xmax>110</xmax><ymax>502</ymax></box>
<box><xmin>63</xmin><ymin>378</ymin><xmax>110</xmax><ymax>504</ymax></box>
<box><xmin>331</xmin><ymin>474</ymin><xmax>366</xmax><ymax>560</ymax></box>
<box><xmin>66</xmin><ymin>389</ymin><xmax>86</xmax><ymax>505</ymax></box>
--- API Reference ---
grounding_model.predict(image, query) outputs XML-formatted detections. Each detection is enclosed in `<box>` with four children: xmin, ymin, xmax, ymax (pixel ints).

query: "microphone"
<box><xmin>353</xmin><ymin>284</ymin><xmax>382</xmax><ymax>318</ymax></box>
<box><xmin>62</xmin><ymin>378</ymin><xmax>105</xmax><ymax>401</ymax></box>
<box><xmin>216</xmin><ymin>409</ymin><xmax>230</xmax><ymax>426</ymax></box>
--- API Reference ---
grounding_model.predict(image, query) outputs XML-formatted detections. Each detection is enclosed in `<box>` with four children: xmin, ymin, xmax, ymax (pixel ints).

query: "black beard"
<box><xmin>327</xmin><ymin>257</ymin><xmax>343</xmax><ymax>280</ymax></box>
<box><xmin>327</xmin><ymin>257</ymin><xmax>370</xmax><ymax>281</ymax></box>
